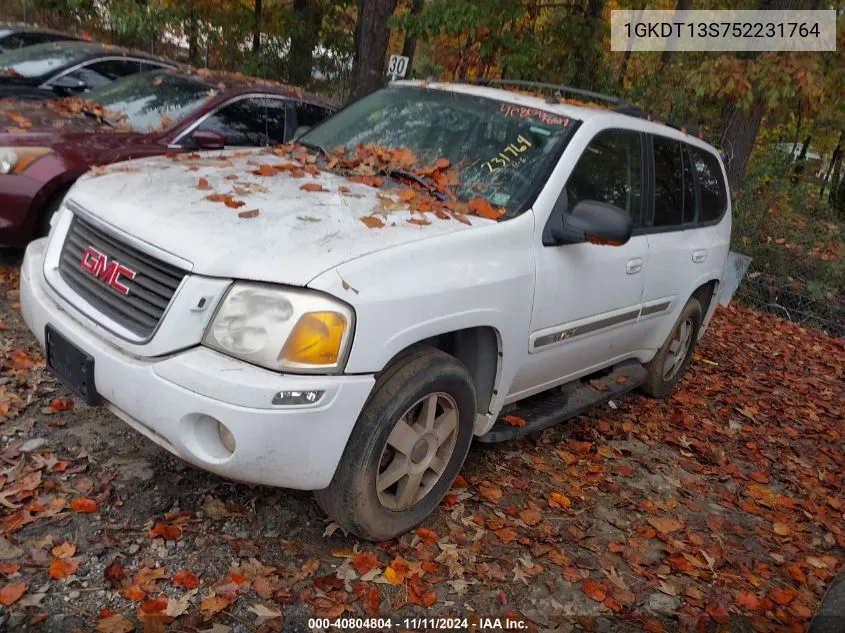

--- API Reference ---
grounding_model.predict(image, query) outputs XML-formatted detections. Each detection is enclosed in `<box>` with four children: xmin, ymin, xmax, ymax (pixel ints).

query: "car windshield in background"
<box><xmin>301</xmin><ymin>85</ymin><xmax>578</xmax><ymax>214</ymax></box>
<box><xmin>0</xmin><ymin>41</ymin><xmax>87</xmax><ymax>78</ymax></box>
<box><xmin>86</xmin><ymin>71</ymin><xmax>218</xmax><ymax>133</ymax></box>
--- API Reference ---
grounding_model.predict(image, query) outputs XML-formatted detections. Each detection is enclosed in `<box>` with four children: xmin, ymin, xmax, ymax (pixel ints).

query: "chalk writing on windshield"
<box><xmin>500</xmin><ymin>104</ymin><xmax>570</xmax><ymax>127</ymax></box>
<box><xmin>483</xmin><ymin>135</ymin><xmax>534</xmax><ymax>173</ymax></box>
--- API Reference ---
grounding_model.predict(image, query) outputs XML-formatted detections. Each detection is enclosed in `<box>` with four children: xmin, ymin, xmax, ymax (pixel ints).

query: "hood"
<box><xmin>66</xmin><ymin>149</ymin><xmax>494</xmax><ymax>286</ymax></box>
<box><xmin>0</xmin><ymin>99</ymin><xmax>106</xmax><ymax>134</ymax></box>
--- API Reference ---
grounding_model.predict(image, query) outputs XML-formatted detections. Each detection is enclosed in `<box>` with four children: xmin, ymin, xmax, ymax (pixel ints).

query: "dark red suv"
<box><xmin>0</xmin><ymin>68</ymin><xmax>337</xmax><ymax>245</ymax></box>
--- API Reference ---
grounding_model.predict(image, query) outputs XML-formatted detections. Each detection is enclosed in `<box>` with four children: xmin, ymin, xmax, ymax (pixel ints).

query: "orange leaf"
<box><xmin>452</xmin><ymin>475</ymin><xmax>469</xmax><ymax>488</ymax></box>
<box><xmin>383</xmin><ymin>566</ymin><xmax>404</xmax><ymax>585</ymax></box>
<box><xmin>253</xmin><ymin>164</ymin><xmax>276</xmax><ymax>177</ymax></box>
<box><xmin>398</xmin><ymin>188</ymin><xmax>416</xmax><ymax>201</ymax></box>
<box><xmin>467</xmin><ymin>197</ymin><xmax>503</xmax><ymax>221</ymax></box>
<box><xmin>104</xmin><ymin>563</ymin><xmax>126</xmax><ymax>588</ymax></box>
<box><xmin>206</xmin><ymin>193</ymin><xmax>228</xmax><ymax>203</ymax></box>
<box><xmin>349</xmin><ymin>175</ymin><xmax>383</xmax><ymax>188</ymax></box>
<box><xmin>200</xmin><ymin>594</ymin><xmax>232</xmax><ymax>617</ymax></box>
<box><xmin>582</xmin><ymin>579</ymin><xmax>607</xmax><ymax>602</ymax></box>
<box><xmin>196</xmin><ymin>177</ymin><xmax>211</xmax><ymax>190</ymax></box>
<box><xmin>549</xmin><ymin>492</ymin><xmax>571</xmax><ymax>509</ymax></box>
<box><xmin>478</xmin><ymin>485</ymin><xmax>502</xmax><ymax>502</ymax></box>
<box><xmin>148</xmin><ymin>523</ymin><xmax>182</xmax><ymax>541</ymax></box>
<box><xmin>300</xmin><ymin>183</ymin><xmax>326</xmax><ymax>192</ymax></box>
<box><xmin>50</xmin><ymin>398</ymin><xmax>74</xmax><ymax>412</ymax></box>
<box><xmin>415</xmin><ymin>528</ymin><xmax>439</xmax><ymax>544</ymax></box>
<box><xmin>95</xmin><ymin>614</ymin><xmax>135</xmax><ymax>633</ymax></box>
<box><xmin>494</xmin><ymin>527</ymin><xmax>518</xmax><ymax>543</ymax></box>
<box><xmin>502</xmin><ymin>414</ymin><xmax>526</xmax><ymax>427</ymax></box>
<box><xmin>224</xmin><ymin>196</ymin><xmax>245</xmax><ymax>209</ymax></box>
<box><xmin>519</xmin><ymin>508</ymin><xmax>542</xmax><ymax>526</ymax></box>
<box><xmin>140</xmin><ymin>596</ymin><xmax>168</xmax><ymax>614</ymax></box>
<box><xmin>643</xmin><ymin>620</ymin><xmax>664</xmax><ymax>633</ymax></box>
<box><xmin>0</xmin><ymin>563</ymin><xmax>20</xmax><ymax>575</ymax></box>
<box><xmin>238</xmin><ymin>209</ymin><xmax>260</xmax><ymax>219</ymax></box>
<box><xmin>735</xmin><ymin>591</ymin><xmax>761</xmax><ymax>612</ymax></box>
<box><xmin>407</xmin><ymin>575</ymin><xmax>436</xmax><ymax>608</ymax></box>
<box><xmin>70</xmin><ymin>497</ymin><xmax>98</xmax><ymax>513</ymax></box>
<box><xmin>647</xmin><ymin>517</ymin><xmax>684</xmax><ymax>534</ymax></box>
<box><xmin>770</xmin><ymin>588</ymin><xmax>797</xmax><ymax>605</ymax></box>
<box><xmin>773</xmin><ymin>522</ymin><xmax>792</xmax><ymax>536</ymax></box>
<box><xmin>407</xmin><ymin>217</ymin><xmax>431</xmax><ymax>226</ymax></box>
<box><xmin>172</xmin><ymin>570</ymin><xmax>200</xmax><ymax>590</ymax></box>
<box><xmin>360</xmin><ymin>215</ymin><xmax>384</xmax><ymax>229</ymax></box>
<box><xmin>49</xmin><ymin>558</ymin><xmax>81</xmax><ymax>580</ymax></box>
<box><xmin>51</xmin><ymin>541</ymin><xmax>76</xmax><ymax>559</ymax></box>
<box><xmin>122</xmin><ymin>585</ymin><xmax>146</xmax><ymax>601</ymax></box>
<box><xmin>352</xmin><ymin>553</ymin><xmax>381</xmax><ymax>575</ymax></box>
<box><xmin>0</xmin><ymin>582</ymin><xmax>25</xmax><ymax>607</ymax></box>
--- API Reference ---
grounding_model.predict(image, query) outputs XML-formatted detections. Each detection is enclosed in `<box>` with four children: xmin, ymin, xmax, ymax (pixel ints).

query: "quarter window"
<box><xmin>62</xmin><ymin>59</ymin><xmax>150</xmax><ymax>90</ymax></box>
<box><xmin>690</xmin><ymin>147</ymin><xmax>727</xmax><ymax>223</ymax></box>
<box><xmin>564</xmin><ymin>129</ymin><xmax>643</xmax><ymax>225</ymax></box>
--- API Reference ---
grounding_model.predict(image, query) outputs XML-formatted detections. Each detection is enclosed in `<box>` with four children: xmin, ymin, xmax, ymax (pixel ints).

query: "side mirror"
<box><xmin>190</xmin><ymin>129</ymin><xmax>225</xmax><ymax>150</ymax></box>
<box><xmin>51</xmin><ymin>75</ymin><xmax>87</xmax><ymax>95</ymax></box>
<box><xmin>545</xmin><ymin>200</ymin><xmax>633</xmax><ymax>246</ymax></box>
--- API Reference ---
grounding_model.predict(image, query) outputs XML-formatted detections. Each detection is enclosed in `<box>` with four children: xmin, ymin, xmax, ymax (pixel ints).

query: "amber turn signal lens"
<box><xmin>281</xmin><ymin>311</ymin><xmax>347</xmax><ymax>366</ymax></box>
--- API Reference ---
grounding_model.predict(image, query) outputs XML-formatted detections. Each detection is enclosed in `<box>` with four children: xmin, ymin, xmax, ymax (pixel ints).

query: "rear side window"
<box><xmin>264</xmin><ymin>98</ymin><xmax>288</xmax><ymax>144</ymax></box>
<box><xmin>652</xmin><ymin>136</ymin><xmax>685</xmax><ymax>227</ymax></box>
<box><xmin>690</xmin><ymin>147</ymin><xmax>727</xmax><ymax>223</ymax></box>
<box><xmin>564</xmin><ymin>129</ymin><xmax>643</xmax><ymax>225</ymax></box>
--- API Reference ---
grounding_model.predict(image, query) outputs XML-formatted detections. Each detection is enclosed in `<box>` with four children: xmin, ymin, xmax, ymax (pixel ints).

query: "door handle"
<box><xmin>692</xmin><ymin>250</ymin><xmax>707</xmax><ymax>264</ymax></box>
<box><xmin>626</xmin><ymin>258</ymin><xmax>643</xmax><ymax>274</ymax></box>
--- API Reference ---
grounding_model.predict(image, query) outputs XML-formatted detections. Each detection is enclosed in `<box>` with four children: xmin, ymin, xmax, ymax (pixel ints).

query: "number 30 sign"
<box><xmin>387</xmin><ymin>55</ymin><xmax>409</xmax><ymax>80</ymax></box>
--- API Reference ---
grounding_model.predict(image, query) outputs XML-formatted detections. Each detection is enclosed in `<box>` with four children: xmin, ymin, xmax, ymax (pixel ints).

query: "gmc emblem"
<box><xmin>80</xmin><ymin>247</ymin><xmax>136</xmax><ymax>296</ymax></box>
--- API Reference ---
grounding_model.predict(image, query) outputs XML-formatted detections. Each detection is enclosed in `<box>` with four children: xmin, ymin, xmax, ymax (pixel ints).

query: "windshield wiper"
<box><xmin>79</xmin><ymin>108</ymin><xmax>116</xmax><ymax>129</ymax></box>
<box><xmin>385</xmin><ymin>169</ymin><xmax>449</xmax><ymax>201</ymax></box>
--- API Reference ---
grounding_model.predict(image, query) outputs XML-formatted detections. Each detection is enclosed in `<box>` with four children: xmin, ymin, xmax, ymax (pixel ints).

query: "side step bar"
<box><xmin>477</xmin><ymin>360</ymin><xmax>647</xmax><ymax>443</ymax></box>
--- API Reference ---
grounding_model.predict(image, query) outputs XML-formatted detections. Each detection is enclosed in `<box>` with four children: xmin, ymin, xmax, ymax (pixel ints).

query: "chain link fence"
<box><xmin>734</xmin><ymin>272</ymin><xmax>845</xmax><ymax>338</ymax></box>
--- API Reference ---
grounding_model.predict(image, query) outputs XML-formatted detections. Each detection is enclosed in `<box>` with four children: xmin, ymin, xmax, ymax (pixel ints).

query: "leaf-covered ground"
<box><xmin>0</xmin><ymin>252</ymin><xmax>842</xmax><ymax>633</ymax></box>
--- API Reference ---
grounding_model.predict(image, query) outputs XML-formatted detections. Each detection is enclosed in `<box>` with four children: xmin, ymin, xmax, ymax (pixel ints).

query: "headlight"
<box><xmin>203</xmin><ymin>283</ymin><xmax>354</xmax><ymax>373</ymax></box>
<box><xmin>0</xmin><ymin>147</ymin><xmax>53</xmax><ymax>174</ymax></box>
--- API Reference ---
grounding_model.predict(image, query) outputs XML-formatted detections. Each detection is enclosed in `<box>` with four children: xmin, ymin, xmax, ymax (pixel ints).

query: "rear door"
<box><xmin>640</xmin><ymin>135</ymin><xmax>729</xmax><ymax>343</ymax></box>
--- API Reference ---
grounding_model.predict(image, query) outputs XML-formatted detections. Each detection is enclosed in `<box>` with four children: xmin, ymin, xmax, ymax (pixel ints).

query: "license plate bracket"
<box><xmin>45</xmin><ymin>325</ymin><xmax>99</xmax><ymax>406</ymax></box>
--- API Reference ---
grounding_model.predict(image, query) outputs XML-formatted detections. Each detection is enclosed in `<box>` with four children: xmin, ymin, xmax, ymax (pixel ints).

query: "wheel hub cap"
<box><xmin>376</xmin><ymin>392</ymin><xmax>460</xmax><ymax>511</ymax></box>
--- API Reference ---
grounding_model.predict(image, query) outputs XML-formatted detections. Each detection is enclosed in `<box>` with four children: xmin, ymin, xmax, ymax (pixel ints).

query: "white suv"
<box><xmin>19</xmin><ymin>81</ymin><xmax>731</xmax><ymax>540</ymax></box>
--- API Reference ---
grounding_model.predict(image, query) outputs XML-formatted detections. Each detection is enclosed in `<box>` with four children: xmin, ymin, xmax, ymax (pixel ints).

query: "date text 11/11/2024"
<box><xmin>307</xmin><ymin>617</ymin><xmax>529</xmax><ymax>631</ymax></box>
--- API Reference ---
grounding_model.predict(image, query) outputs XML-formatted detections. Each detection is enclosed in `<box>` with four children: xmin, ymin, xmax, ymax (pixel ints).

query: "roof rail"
<box><xmin>470</xmin><ymin>79</ymin><xmax>624</xmax><ymax>107</ymax></box>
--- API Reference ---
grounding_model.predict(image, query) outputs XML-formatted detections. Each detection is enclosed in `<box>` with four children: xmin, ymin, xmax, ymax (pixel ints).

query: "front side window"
<box><xmin>86</xmin><ymin>71</ymin><xmax>218</xmax><ymax>133</ymax></box>
<box><xmin>564</xmin><ymin>129</ymin><xmax>642</xmax><ymax>225</ymax></box>
<box><xmin>194</xmin><ymin>97</ymin><xmax>268</xmax><ymax>146</ymax></box>
<box><xmin>690</xmin><ymin>147</ymin><xmax>727</xmax><ymax>223</ymax></box>
<box><xmin>652</xmin><ymin>135</ymin><xmax>685</xmax><ymax>227</ymax></box>
<box><xmin>301</xmin><ymin>85</ymin><xmax>578</xmax><ymax>215</ymax></box>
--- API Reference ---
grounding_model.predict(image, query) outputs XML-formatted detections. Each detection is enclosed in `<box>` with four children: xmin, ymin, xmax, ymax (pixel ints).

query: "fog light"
<box><xmin>272</xmin><ymin>390</ymin><xmax>324</xmax><ymax>405</ymax></box>
<box><xmin>217</xmin><ymin>422</ymin><xmax>236</xmax><ymax>453</ymax></box>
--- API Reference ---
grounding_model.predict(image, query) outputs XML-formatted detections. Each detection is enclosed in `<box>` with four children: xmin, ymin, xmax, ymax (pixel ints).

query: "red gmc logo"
<box><xmin>80</xmin><ymin>247</ymin><xmax>136</xmax><ymax>296</ymax></box>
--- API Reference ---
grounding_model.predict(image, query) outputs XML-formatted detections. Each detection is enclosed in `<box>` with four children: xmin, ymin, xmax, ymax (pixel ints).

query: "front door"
<box><xmin>508</xmin><ymin>128</ymin><xmax>649</xmax><ymax>401</ymax></box>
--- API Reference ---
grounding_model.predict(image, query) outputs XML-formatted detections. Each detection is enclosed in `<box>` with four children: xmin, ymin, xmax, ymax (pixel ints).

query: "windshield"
<box><xmin>86</xmin><ymin>71</ymin><xmax>219</xmax><ymax>133</ymax></box>
<box><xmin>301</xmin><ymin>85</ymin><xmax>577</xmax><ymax>214</ymax></box>
<box><xmin>0</xmin><ymin>41</ymin><xmax>86</xmax><ymax>79</ymax></box>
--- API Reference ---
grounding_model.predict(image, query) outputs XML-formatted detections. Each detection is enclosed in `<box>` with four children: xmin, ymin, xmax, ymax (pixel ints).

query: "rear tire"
<box><xmin>314</xmin><ymin>346</ymin><xmax>476</xmax><ymax>541</ymax></box>
<box><xmin>641</xmin><ymin>297</ymin><xmax>703</xmax><ymax>398</ymax></box>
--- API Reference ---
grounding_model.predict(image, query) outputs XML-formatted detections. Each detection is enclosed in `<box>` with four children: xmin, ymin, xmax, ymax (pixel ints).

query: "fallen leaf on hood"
<box><xmin>223</xmin><ymin>197</ymin><xmax>245</xmax><ymax>209</ymax></box>
<box><xmin>360</xmin><ymin>215</ymin><xmax>384</xmax><ymax>229</ymax></box>
<box><xmin>468</xmin><ymin>197</ymin><xmax>504</xmax><ymax>221</ymax></box>
<box><xmin>49</xmin><ymin>558</ymin><xmax>81</xmax><ymax>580</ymax></box>
<box><xmin>252</xmin><ymin>164</ymin><xmax>276</xmax><ymax>177</ymax></box>
<box><xmin>407</xmin><ymin>216</ymin><xmax>431</xmax><ymax>226</ymax></box>
<box><xmin>197</xmin><ymin>177</ymin><xmax>212</xmax><ymax>190</ymax></box>
<box><xmin>238</xmin><ymin>209</ymin><xmax>260</xmax><ymax>219</ymax></box>
<box><xmin>350</xmin><ymin>175</ymin><xmax>383</xmax><ymax>188</ymax></box>
<box><xmin>0</xmin><ymin>582</ymin><xmax>26</xmax><ymax>606</ymax></box>
<box><xmin>300</xmin><ymin>183</ymin><xmax>326</xmax><ymax>192</ymax></box>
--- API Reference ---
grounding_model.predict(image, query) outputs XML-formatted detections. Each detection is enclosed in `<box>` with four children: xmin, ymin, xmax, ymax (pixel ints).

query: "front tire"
<box><xmin>641</xmin><ymin>297</ymin><xmax>703</xmax><ymax>398</ymax></box>
<box><xmin>314</xmin><ymin>346</ymin><xmax>476</xmax><ymax>541</ymax></box>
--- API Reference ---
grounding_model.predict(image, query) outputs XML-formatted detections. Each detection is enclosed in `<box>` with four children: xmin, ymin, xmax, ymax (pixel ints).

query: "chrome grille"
<box><xmin>58</xmin><ymin>215</ymin><xmax>187</xmax><ymax>338</ymax></box>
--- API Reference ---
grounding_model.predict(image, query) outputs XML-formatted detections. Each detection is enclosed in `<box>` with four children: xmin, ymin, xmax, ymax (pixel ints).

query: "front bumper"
<box><xmin>20</xmin><ymin>238</ymin><xmax>376</xmax><ymax>490</ymax></box>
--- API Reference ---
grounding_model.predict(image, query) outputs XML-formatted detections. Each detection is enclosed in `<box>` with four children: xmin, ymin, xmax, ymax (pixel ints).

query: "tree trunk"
<box><xmin>572</xmin><ymin>0</ymin><xmax>603</xmax><ymax>90</ymax></box>
<box><xmin>187</xmin><ymin>9</ymin><xmax>199</xmax><ymax>65</ymax></box>
<box><xmin>350</xmin><ymin>0</ymin><xmax>398</xmax><ymax>101</ymax></box>
<box><xmin>252</xmin><ymin>0</ymin><xmax>262</xmax><ymax>54</ymax></box>
<box><xmin>288</xmin><ymin>0</ymin><xmax>323</xmax><ymax>86</ymax></box>
<box><xmin>720</xmin><ymin>99</ymin><xmax>764</xmax><ymax>192</ymax></box>
<box><xmin>400</xmin><ymin>0</ymin><xmax>424</xmax><ymax>78</ymax></box>
<box><xmin>790</xmin><ymin>133</ymin><xmax>811</xmax><ymax>187</ymax></box>
<box><xmin>659</xmin><ymin>0</ymin><xmax>691</xmax><ymax>70</ymax></box>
